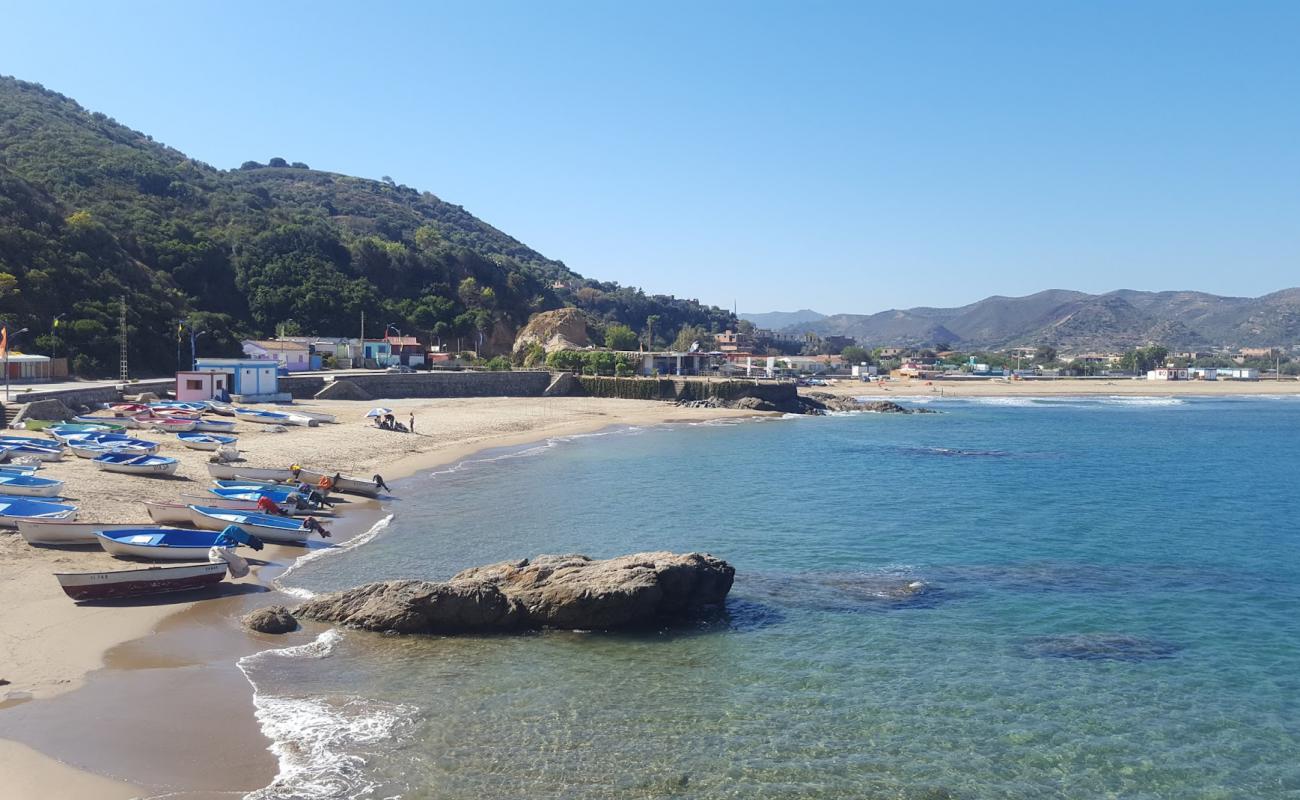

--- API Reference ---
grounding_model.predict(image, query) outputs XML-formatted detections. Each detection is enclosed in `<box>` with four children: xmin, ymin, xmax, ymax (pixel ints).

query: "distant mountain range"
<box><xmin>742</xmin><ymin>289</ymin><xmax>1300</xmax><ymax>352</ymax></box>
<box><xmin>736</xmin><ymin>309</ymin><xmax>827</xmax><ymax>330</ymax></box>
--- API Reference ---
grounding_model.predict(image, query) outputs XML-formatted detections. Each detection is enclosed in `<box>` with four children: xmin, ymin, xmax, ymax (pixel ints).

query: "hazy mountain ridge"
<box><xmin>755</xmin><ymin>289</ymin><xmax>1300</xmax><ymax>351</ymax></box>
<box><xmin>738</xmin><ymin>309</ymin><xmax>826</xmax><ymax>329</ymax></box>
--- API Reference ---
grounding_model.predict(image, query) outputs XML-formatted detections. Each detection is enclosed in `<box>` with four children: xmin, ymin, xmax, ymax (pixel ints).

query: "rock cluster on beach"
<box><xmin>243</xmin><ymin>605</ymin><xmax>299</xmax><ymax>634</ymax></box>
<box><xmin>801</xmin><ymin>393</ymin><xmax>937</xmax><ymax>414</ymax></box>
<box><xmin>290</xmin><ymin>551</ymin><xmax>735</xmax><ymax>634</ymax></box>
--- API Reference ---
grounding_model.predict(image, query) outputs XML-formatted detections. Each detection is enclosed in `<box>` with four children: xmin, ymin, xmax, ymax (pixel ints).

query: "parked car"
<box><xmin>386</xmin><ymin>365</ymin><xmax>416</xmax><ymax>374</ymax></box>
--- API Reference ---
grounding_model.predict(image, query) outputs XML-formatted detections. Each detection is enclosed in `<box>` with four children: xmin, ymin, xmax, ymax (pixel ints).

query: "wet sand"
<box><xmin>0</xmin><ymin>396</ymin><xmax>763</xmax><ymax>798</ymax></box>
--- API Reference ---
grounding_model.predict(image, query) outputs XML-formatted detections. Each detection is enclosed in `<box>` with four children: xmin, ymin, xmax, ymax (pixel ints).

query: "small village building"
<box><xmin>362</xmin><ymin>339</ymin><xmax>393</xmax><ymax>367</ymax></box>
<box><xmin>175</xmin><ymin>370</ymin><xmax>229</xmax><ymax>401</ymax></box>
<box><xmin>193</xmin><ymin>358</ymin><xmax>285</xmax><ymax>402</ymax></box>
<box><xmin>2</xmin><ymin>353</ymin><xmax>53</xmax><ymax>381</ymax></box>
<box><xmin>1188</xmin><ymin>367</ymin><xmax>1218</xmax><ymax>380</ymax></box>
<box><xmin>851</xmin><ymin>364</ymin><xmax>878</xmax><ymax>380</ymax></box>
<box><xmin>242</xmin><ymin>340</ymin><xmax>312</xmax><ymax>372</ymax></box>
<box><xmin>715</xmin><ymin>330</ymin><xmax>753</xmax><ymax>353</ymax></box>
<box><xmin>1147</xmin><ymin>367</ymin><xmax>1189</xmax><ymax>381</ymax></box>
<box><xmin>385</xmin><ymin>336</ymin><xmax>426</xmax><ymax>367</ymax></box>
<box><xmin>636</xmin><ymin>351</ymin><xmax>708</xmax><ymax>376</ymax></box>
<box><xmin>1219</xmin><ymin>367</ymin><xmax>1259</xmax><ymax>380</ymax></box>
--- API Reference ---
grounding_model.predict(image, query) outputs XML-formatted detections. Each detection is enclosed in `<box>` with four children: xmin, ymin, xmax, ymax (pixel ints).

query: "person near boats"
<box><xmin>255</xmin><ymin>495</ymin><xmax>284</xmax><ymax>516</ymax></box>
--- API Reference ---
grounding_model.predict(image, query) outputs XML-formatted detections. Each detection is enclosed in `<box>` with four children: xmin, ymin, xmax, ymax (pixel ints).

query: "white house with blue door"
<box><xmin>193</xmin><ymin>358</ymin><xmax>289</xmax><ymax>402</ymax></box>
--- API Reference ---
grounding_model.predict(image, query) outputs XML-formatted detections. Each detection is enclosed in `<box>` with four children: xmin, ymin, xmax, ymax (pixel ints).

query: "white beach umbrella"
<box><xmin>365</xmin><ymin>407</ymin><xmax>393</xmax><ymax>418</ymax></box>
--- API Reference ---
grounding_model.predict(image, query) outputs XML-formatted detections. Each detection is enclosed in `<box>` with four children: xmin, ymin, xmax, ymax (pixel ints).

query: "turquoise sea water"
<box><xmin>243</xmin><ymin>395</ymin><xmax>1300</xmax><ymax>799</ymax></box>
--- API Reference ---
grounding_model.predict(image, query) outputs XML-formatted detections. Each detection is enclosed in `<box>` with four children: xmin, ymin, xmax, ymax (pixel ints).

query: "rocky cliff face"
<box><xmin>512</xmin><ymin>308</ymin><xmax>597</xmax><ymax>355</ymax></box>
<box><xmin>293</xmin><ymin>551</ymin><xmax>735</xmax><ymax>634</ymax></box>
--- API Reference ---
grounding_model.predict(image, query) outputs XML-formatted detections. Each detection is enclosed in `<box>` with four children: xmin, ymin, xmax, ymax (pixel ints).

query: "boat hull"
<box><xmin>96</xmin><ymin>530</ymin><xmax>223</xmax><ymax>561</ymax></box>
<box><xmin>56</xmin><ymin>563</ymin><xmax>228</xmax><ymax>602</ymax></box>
<box><xmin>144</xmin><ymin>502</ymin><xmax>193</xmax><ymax>525</ymax></box>
<box><xmin>19</xmin><ymin>520</ymin><xmax>152</xmax><ymax>546</ymax></box>
<box><xmin>296</xmin><ymin>468</ymin><xmax>381</xmax><ymax>498</ymax></box>
<box><xmin>192</xmin><ymin>420</ymin><xmax>237</xmax><ymax>433</ymax></box>
<box><xmin>0</xmin><ymin>478</ymin><xmax>63</xmax><ymax>497</ymax></box>
<box><xmin>205</xmin><ymin>463</ymin><xmax>295</xmax><ymax>482</ymax></box>
<box><xmin>187</xmin><ymin>507</ymin><xmax>310</xmax><ymax>543</ymax></box>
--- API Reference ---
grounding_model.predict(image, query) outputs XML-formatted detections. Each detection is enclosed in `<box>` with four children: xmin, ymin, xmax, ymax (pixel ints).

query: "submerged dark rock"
<box><xmin>295</xmin><ymin>552</ymin><xmax>735</xmax><ymax>634</ymax></box>
<box><xmin>800</xmin><ymin>394</ymin><xmax>937</xmax><ymax>415</ymax></box>
<box><xmin>1018</xmin><ymin>633</ymin><xmax>1181</xmax><ymax>662</ymax></box>
<box><xmin>742</xmin><ymin>570</ymin><xmax>941</xmax><ymax>614</ymax></box>
<box><xmin>243</xmin><ymin>605</ymin><xmax>298</xmax><ymax>634</ymax></box>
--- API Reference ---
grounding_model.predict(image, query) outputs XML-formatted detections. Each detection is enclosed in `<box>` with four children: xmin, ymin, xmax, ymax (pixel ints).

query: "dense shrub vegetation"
<box><xmin>0</xmin><ymin>76</ymin><xmax>735</xmax><ymax>376</ymax></box>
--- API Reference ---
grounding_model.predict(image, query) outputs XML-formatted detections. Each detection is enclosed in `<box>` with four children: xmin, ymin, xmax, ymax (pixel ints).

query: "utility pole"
<box><xmin>118</xmin><ymin>297</ymin><xmax>128</xmax><ymax>382</ymax></box>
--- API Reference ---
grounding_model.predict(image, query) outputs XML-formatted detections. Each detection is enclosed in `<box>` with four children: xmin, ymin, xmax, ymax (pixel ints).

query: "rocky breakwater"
<box><xmin>801</xmin><ymin>392</ymin><xmax>937</xmax><ymax>414</ymax></box>
<box><xmin>290</xmin><ymin>551</ymin><xmax>735</xmax><ymax>634</ymax></box>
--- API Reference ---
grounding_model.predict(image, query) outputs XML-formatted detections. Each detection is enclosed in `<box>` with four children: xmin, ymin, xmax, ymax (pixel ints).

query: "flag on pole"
<box><xmin>177</xmin><ymin>321</ymin><xmax>183</xmax><ymax>341</ymax></box>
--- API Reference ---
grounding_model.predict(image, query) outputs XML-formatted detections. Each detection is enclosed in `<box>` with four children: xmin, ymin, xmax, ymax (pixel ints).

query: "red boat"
<box><xmin>55</xmin><ymin>562</ymin><xmax>228</xmax><ymax>602</ymax></box>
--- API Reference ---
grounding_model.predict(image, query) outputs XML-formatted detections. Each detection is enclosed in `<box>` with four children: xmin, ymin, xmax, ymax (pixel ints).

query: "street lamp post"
<box><xmin>190</xmin><ymin>330</ymin><xmax>208</xmax><ymax>371</ymax></box>
<box><xmin>4</xmin><ymin>327</ymin><xmax>30</xmax><ymax>402</ymax></box>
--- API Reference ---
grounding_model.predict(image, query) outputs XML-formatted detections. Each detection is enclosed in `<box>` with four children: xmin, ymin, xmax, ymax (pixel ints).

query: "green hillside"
<box><xmin>0</xmin><ymin>76</ymin><xmax>733</xmax><ymax>375</ymax></box>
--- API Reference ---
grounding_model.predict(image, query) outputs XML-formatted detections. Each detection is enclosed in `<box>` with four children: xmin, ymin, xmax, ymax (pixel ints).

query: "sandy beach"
<box><xmin>0</xmin><ymin>395</ymin><xmax>764</xmax><ymax>799</ymax></box>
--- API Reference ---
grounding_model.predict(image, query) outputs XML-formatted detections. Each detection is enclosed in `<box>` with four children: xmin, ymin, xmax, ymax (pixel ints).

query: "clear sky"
<box><xmin>4</xmin><ymin>1</ymin><xmax>1298</xmax><ymax>314</ymax></box>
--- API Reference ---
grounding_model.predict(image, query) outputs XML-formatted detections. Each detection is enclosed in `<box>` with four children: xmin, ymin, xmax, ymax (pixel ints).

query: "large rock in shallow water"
<box><xmin>296</xmin><ymin>552</ymin><xmax>734</xmax><ymax>634</ymax></box>
<box><xmin>243</xmin><ymin>605</ymin><xmax>298</xmax><ymax>634</ymax></box>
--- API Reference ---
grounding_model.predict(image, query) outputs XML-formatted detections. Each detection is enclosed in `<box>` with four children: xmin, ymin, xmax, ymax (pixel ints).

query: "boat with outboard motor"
<box><xmin>187</xmin><ymin>505</ymin><xmax>328</xmax><ymax>543</ymax></box>
<box><xmin>96</xmin><ymin>526</ymin><xmax>264</xmax><ymax>561</ymax></box>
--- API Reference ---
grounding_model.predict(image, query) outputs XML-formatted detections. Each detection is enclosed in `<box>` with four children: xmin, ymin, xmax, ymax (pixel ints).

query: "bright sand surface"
<box><xmin>0</xmin><ymin>395</ymin><xmax>762</xmax><ymax>798</ymax></box>
<box><xmin>811</xmin><ymin>375</ymin><xmax>1300</xmax><ymax>398</ymax></box>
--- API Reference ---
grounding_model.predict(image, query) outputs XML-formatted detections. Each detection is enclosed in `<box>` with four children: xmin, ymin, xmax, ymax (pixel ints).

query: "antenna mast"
<box><xmin>118</xmin><ymin>296</ymin><xmax>128</xmax><ymax>381</ymax></box>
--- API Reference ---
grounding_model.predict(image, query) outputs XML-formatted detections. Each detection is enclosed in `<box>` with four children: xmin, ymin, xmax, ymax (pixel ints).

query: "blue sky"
<box><xmin>5</xmin><ymin>1</ymin><xmax>1298</xmax><ymax>313</ymax></box>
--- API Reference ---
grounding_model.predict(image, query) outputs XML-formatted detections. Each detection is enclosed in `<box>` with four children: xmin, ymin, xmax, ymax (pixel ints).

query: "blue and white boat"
<box><xmin>177</xmin><ymin>432</ymin><xmax>238</xmax><ymax>451</ymax></box>
<box><xmin>150</xmin><ymin>401</ymin><xmax>209</xmax><ymax>413</ymax></box>
<box><xmin>92</xmin><ymin>452</ymin><xmax>180</xmax><ymax>477</ymax></box>
<box><xmin>192</xmin><ymin>419</ymin><xmax>237</xmax><ymax>434</ymax></box>
<box><xmin>0</xmin><ymin>473</ymin><xmax>64</xmax><ymax>498</ymax></box>
<box><xmin>210</xmin><ymin>485</ymin><xmax>298</xmax><ymax>503</ymax></box>
<box><xmin>73</xmin><ymin>413</ymin><xmax>143</xmax><ymax>429</ymax></box>
<box><xmin>0</xmin><ymin>440</ymin><xmax>64</xmax><ymax>462</ymax></box>
<box><xmin>67</xmin><ymin>440</ymin><xmax>157</xmax><ymax>459</ymax></box>
<box><xmin>0</xmin><ymin>464</ymin><xmax>41</xmax><ymax>476</ymax></box>
<box><xmin>95</xmin><ymin>527</ymin><xmax>265</xmax><ymax>561</ymax></box>
<box><xmin>47</xmin><ymin>423</ymin><xmax>126</xmax><ymax>439</ymax></box>
<box><xmin>187</xmin><ymin>505</ymin><xmax>327</xmax><ymax>543</ymax></box>
<box><xmin>0</xmin><ymin>497</ymin><xmax>78</xmax><ymax>527</ymax></box>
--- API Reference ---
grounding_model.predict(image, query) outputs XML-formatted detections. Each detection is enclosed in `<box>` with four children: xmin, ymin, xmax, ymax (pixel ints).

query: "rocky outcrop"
<box><xmin>295</xmin><ymin>551</ymin><xmax>735</xmax><ymax>634</ymax></box>
<box><xmin>243</xmin><ymin>605</ymin><xmax>298</xmax><ymax>634</ymax></box>
<box><xmin>800</xmin><ymin>393</ymin><xmax>936</xmax><ymax>414</ymax></box>
<box><xmin>512</xmin><ymin>308</ymin><xmax>596</xmax><ymax>355</ymax></box>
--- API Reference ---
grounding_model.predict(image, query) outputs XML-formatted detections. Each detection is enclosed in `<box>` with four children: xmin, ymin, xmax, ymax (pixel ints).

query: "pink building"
<box><xmin>175</xmin><ymin>370</ymin><xmax>229</xmax><ymax>401</ymax></box>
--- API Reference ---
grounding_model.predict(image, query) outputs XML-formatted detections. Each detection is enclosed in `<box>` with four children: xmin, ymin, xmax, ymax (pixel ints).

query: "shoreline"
<box><xmin>808</xmin><ymin>376</ymin><xmax>1300</xmax><ymax>399</ymax></box>
<box><xmin>0</xmin><ymin>396</ymin><xmax>768</xmax><ymax>799</ymax></box>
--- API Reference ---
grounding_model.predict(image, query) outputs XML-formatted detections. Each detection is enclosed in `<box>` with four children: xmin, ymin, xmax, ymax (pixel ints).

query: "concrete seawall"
<box><xmin>319</xmin><ymin>371</ymin><xmax>554</xmax><ymax>400</ymax></box>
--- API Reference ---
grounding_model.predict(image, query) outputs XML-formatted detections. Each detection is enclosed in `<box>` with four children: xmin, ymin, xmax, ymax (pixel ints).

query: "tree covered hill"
<box><xmin>0</xmin><ymin>76</ymin><xmax>733</xmax><ymax>375</ymax></box>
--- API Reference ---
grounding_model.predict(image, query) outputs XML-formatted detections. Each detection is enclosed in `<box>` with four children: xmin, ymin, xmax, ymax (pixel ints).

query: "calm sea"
<box><xmin>240</xmin><ymin>394</ymin><xmax>1300</xmax><ymax>799</ymax></box>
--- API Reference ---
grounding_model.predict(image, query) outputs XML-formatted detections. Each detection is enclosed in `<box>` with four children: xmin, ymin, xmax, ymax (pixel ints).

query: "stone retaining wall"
<box><xmin>326</xmin><ymin>371</ymin><xmax>553</xmax><ymax>399</ymax></box>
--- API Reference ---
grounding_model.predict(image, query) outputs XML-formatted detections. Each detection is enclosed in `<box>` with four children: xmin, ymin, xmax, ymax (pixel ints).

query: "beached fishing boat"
<box><xmin>144</xmin><ymin>502</ymin><xmax>194</xmax><ymax>525</ymax></box>
<box><xmin>110</xmin><ymin>403</ymin><xmax>149</xmax><ymax>414</ymax></box>
<box><xmin>287</xmin><ymin>409</ymin><xmax>337</xmax><ymax>424</ymax></box>
<box><xmin>0</xmin><ymin>464</ymin><xmax>41</xmax><ymax>476</ymax></box>
<box><xmin>179</xmin><ymin>493</ymin><xmax>329</xmax><ymax>516</ymax></box>
<box><xmin>151</xmin><ymin>401</ymin><xmax>208</xmax><ymax>413</ymax></box>
<box><xmin>210</xmin><ymin>486</ymin><xmax>300</xmax><ymax>504</ymax></box>
<box><xmin>55</xmin><ymin>562</ymin><xmax>229</xmax><ymax>602</ymax></box>
<box><xmin>0</xmin><ymin>473</ymin><xmax>64</xmax><ymax>497</ymax></box>
<box><xmin>0</xmin><ymin>497</ymin><xmax>78</xmax><ymax>527</ymax></box>
<box><xmin>67</xmin><ymin>440</ymin><xmax>157</xmax><ymax>459</ymax></box>
<box><xmin>64</xmin><ymin>432</ymin><xmax>159</xmax><ymax>449</ymax></box>
<box><xmin>73</xmin><ymin>414</ymin><xmax>143</xmax><ymax>429</ymax></box>
<box><xmin>192</xmin><ymin>419</ymin><xmax>237</xmax><ymax>433</ymax></box>
<box><xmin>146</xmin><ymin>417</ymin><xmax>197</xmax><ymax>433</ymax></box>
<box><xmin>233</xmin><ymin>408</ymin><xmax>316</xmax><ymax>427</ymax></box>
<box><xmin>96</xmin><ymin>527</ymin><xmax>263</xmax><ymax>561</ymax></box>
<box><xmin>0</xmin><ymin>434</ymin><xmax>62</xmax><ymax>448</ymax></box>
<box><xmin>187</xmin><ymin>505</ymin><xmax>327</xmax><ymax>543</ymax></box>
<box><xmin>93</xmin><ymin>452</ymin><xmax>180</xmax><ymax>477</ymax></box>
<box><xmin>203</xmin><ymin>401</ymin><xmax>236</xmax><ymax>417</ymax></box>
<box><xmin>47</xmin><ymin>422</ymin><xmax>126</xmax><ymax>438</ymax></box>
<box><xmin>18</xmin><ymin>520</ymin><xmax>154</xmax><ymax>546</ymax></box>
<box><xmin>205</xmin><ymin>463</ymin><xmax>295</xmax><ymax>482</ymax></box>
<box><xmin>0</xmin><ymin>442</ymin><xmax>64</xmax><ymax>462</ymax></box>
<box><xmin>295</xmin><ymin>467</ymin><xmax>385</xmax><ymax>498</ymax></box>
<box><xmin>177</xmin><ymin>432</ymin><xmax>238</xmax><ymax>451</ymax></box>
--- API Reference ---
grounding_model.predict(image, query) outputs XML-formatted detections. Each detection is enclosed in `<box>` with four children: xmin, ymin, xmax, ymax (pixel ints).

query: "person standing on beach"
<box><xmin>409</xmin><ymin>411</ymin><xmax>415</xmax><ymax>433</ymax></box>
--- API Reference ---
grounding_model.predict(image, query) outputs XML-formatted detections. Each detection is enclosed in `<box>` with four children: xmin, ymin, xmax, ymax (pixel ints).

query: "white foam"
<box><xmin>239</xmin><ymin>630</ymin><xmax>417</xmax><ymax>800</ymax></box>
<box><xmin>274</xmin><ymin>514</ymin><xmax>394</xmax><ymax>599</ymax></box>
<box><xmin>1100</xmin><ymin>396</ymin><xmax>1184</xmax><ymax>406</ymax></box>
